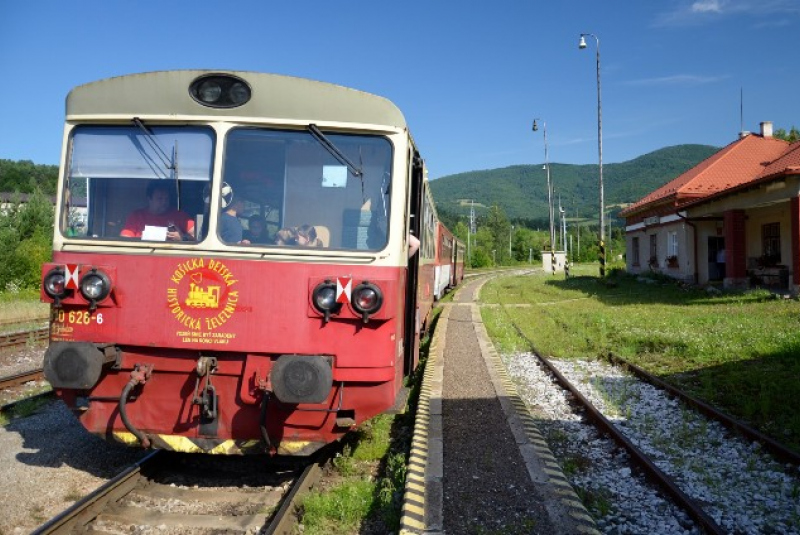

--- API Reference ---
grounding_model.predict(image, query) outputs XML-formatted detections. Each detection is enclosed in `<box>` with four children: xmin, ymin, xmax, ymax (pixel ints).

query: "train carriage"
<box><xmin>40</xmin><ymin>71</ymin><xmax>444</xmax><ymax>455</ymax></box>
<box><xmin>433</xmin><ymin>223</ymin><xmax>454</xmax><ymax>300</ymax></box>
<box><xmin>452</xmin><ymin>239</ymin><xmax>466</xmax><ymax>287</ymax></box>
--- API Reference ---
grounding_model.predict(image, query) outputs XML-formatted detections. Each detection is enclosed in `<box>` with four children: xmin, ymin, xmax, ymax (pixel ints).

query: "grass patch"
<box><xmin>2</xmin><ymin>395</ymin><xmax>52</xmax><ymax>422</ymax></box>
<box><xmin>297</xmin><ymin>307</ymin><xmax>441</xmax><ymax>534</ymax></box>
<box><xmin>481</xmin><ymin>267</ymin><xmax>800</xmax><ymax>453</ymax></box>
<box><xmin>0</xmin><ymin>289</ymin><xmax>49</xmax><ymax>332</ymax></box>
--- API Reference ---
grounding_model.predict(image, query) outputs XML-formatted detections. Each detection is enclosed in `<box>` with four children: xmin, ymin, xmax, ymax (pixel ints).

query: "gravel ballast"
<box><xmin>505</xmin><ymin>352</ymin><xmax>800</xmax><ymax>534</ymax></box>
<box><xmin>0</xmin><ymin>345</ymin><xmax>148</xmax><ymax>534</ymax></box>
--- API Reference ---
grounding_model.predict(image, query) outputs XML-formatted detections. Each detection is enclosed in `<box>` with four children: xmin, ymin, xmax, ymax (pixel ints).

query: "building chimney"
<box><xmin>739</xmin><ymin>131</ymin><xmax>751</xmax><ymax>139</ymax></box>
<box><xmin>760</xmin><ymin>121</ymin><xmax>773</xmax><ymax>138</ymax></box>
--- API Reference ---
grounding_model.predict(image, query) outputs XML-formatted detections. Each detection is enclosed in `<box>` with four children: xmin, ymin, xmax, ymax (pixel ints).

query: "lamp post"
<box><xmin>533</xmin><ymin>118</ymin><xmax>556</xmax><ymax>275</ymax></box>
<box><xmin>532</xmin><ymin>119</ymin><xmax>555</xmax><ymax>252</ymax></box>
<box><xmin>579</xmin><ymin>32</ymin><xmax>605</xmax><ymax>277</ymax></box>
<box><xmin>509</xmin><ymin>225</ymin><xmax>514</xmax><ymax>259</ymax></box>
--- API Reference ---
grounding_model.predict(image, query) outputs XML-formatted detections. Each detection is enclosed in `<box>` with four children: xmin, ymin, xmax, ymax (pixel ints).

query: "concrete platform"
<box><xmin>400</xmin><ymin>273</ymin><xmax>599</xmax><ymax>535</ymax></box>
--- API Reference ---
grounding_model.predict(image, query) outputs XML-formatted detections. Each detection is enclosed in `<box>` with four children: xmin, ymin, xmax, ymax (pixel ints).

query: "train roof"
<box><xmin>66</xmin><ymin>70</ymin><xmax>407</xmax><ymax>129</ymax></box>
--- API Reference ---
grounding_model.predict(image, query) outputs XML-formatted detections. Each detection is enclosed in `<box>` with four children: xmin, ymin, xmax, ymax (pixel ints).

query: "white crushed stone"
<box><xmin>504</xmin><ymin>352</ymin><xmax>800</xmax><ymax>535</ymax></box>
<box><xmin>0</xmin><ymin>345</ymin><xmax>148</xmax><ymax>533</ymax></box>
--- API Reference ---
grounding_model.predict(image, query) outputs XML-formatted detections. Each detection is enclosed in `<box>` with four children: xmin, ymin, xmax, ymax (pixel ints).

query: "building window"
<box><xmin>762</xmin><ymin>222</ymin><xmax>781</xmax><ymax>265</ymax></box>
<box><xmin>668</xmin><ymin>231</ymin><xmax>678</xmax><ymax>257</ymax></box>
<box><xmin>649</xmin><ymin>234</ymin><xmax>657</xmax><ymax>266</ymax></box>
<box><xmin>632</xmin><ymin>237</ymin><xmax>640</xmax><ymax>266</ymax></box>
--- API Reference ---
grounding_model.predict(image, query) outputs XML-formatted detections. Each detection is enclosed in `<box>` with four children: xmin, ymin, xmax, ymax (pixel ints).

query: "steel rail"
<box><xmin>505</xmin><ymin>316</ymin><xmax>726</xmax><ymax>535</ymax></box>
<box><xmin>0</xmin><ymin>316</ymin><xmax>49</xmax><ymax>328</ymax></box>
<box><xmin>31</xmin><ymin>450</ymin><xmax>163</xmax><ymax>534</ymax></box>
<box><xmin>263</xmin><ymin>450</ymin><xmax>327</xmax><ymax>534</ymax></box>
<box><xmin>606</xmin><ymin>352</ymin><xmax>800</xmax><ymax>466</ymax></box>
<box><xmin>0</xmin><ymin>368</ymin><xmax>44</xmax><ymax>389</ymax></box>
<box><xmin>33</xmin><ymin>446</ymin><xmax>331</xmax><ymax>534</ymax></box>
<box><xmin>0</xmin><ymin>327</ymin><xmax>49</xmax><ymax>349</ymax></box>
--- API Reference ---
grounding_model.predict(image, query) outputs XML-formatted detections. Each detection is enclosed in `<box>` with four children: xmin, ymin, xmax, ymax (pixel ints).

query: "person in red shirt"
<box><xmin>120</xmin><ymin>182</ymin><xmax>195</xmax><ymax>241</ymax></box>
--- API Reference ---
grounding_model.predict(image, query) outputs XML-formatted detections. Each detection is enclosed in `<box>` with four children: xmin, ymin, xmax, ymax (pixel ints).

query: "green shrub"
<box><xmin>0</xmin><ymin>189</ymin><xmax>53</xmax><ymax>292</ymax></box>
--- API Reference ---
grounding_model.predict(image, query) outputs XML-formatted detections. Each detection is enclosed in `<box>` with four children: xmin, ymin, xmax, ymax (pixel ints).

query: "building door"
<box><xmin>708</xmin><ymin>236</ymin><xmax>725</xmax><ymax>281</ymax></box>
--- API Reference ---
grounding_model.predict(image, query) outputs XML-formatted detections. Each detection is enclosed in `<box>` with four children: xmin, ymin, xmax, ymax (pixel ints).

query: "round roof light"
<box><xmin>190</xmin><ymin>74</ymin><xmax>252</xmax><ymax>108</ymax></box>
<box><xmin>198</xmin><ymin>80</ymin><xmax>222</xmax><ymax>103</ymax></box>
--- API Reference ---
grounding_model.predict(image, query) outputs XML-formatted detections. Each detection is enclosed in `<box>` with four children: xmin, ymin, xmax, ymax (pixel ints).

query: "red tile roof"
<box><xmin>621</xmin><ymin>134</ymin><xmax>789</xmax><ymax>216</ymax></box>
<box><xmin>758</xmin><ymin>140</ymin><xmax>800</xmax><ymax>179</ymax></box>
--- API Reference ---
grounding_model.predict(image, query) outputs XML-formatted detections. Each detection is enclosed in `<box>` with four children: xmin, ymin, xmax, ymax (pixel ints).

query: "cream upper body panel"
<box><xmin>55</xmin><ymin>72</ymin><xmax>420</xmax><ymax>269</ymax></box>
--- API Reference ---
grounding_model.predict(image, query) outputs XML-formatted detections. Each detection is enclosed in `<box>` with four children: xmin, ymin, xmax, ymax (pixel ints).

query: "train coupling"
<box><xmin>192</xmin><ymin>356</ymin><xmax>218</xmax><ymax>421</ymax></box>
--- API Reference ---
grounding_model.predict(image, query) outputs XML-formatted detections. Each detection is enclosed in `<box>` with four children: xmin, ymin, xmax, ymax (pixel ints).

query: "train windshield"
<box><xmin>220</xmin><ymin>128</ymin><xmax>392</xmax><ymax>251</ymax></box>
<box><xmin>63</xmin><ymin>125</ymin><xmax>214</xmax><ymax>241</ymax></box>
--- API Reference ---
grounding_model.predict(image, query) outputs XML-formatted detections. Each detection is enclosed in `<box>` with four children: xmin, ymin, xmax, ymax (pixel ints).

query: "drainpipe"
<box><xmin>677</xmin><ymin>212</ymin><xmax>698</xmax><ymax>284</ymax></box>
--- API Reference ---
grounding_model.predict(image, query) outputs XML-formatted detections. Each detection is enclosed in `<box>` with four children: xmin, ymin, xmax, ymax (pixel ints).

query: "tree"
<box><xmin>0</xmin><ymin>188</ymin><xmax>54</xmax><ymax>290</ymax></box>
<box><xmin>774</xmin><ymin>126</ymin><xmax>800</xmax><ymax>143</ymax></box>
<box><xmin>484</xmin><ymin>204</ymin><xmax>511</xmax><ymax>263</ymax></box>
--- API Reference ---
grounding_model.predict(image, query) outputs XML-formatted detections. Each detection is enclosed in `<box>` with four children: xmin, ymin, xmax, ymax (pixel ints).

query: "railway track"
<box><xmin>0</xmin><ymin>316</ymin><xmax>49</xmax><ymax>329</ymax></box>
<box><xmin>503</xmin><ymin>308</ymin><xmax>800</xmax><ymax>534</ymax></box>
<box><xmin>0</xmin><ymin>367</ymin><xmax>44</xmax><ymax>390</ymax></box>
<box><xmin>32</xmin><ymin>448</ymin><xmax>329</xmax><ymax>534</ymax></box>
<box><xmin>0</xmin><ymin>326</ymin><xmax>49</xmax><ymax>349</ymax></box>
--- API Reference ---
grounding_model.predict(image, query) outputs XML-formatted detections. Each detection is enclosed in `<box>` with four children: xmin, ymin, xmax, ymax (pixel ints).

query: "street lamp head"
<box><xmin>578</xmin><ymin>35</ymin><xmax>587</xmax><ymax>49</ymax></box>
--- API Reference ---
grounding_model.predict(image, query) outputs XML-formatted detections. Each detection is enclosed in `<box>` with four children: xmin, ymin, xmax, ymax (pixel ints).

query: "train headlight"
<box><xmin>229</xmin><ymin>82</ymin><xmax>250</xmax><ymax>105</ymax></box>
<box><xmin>197</xmin><ymin>80</ymin><xmax>222</xmax><ymax>103</ymax></box>
<box><xmin>352</xmin><ymin>282</ymin><xmax>383</xmax><ymax>323</ymax></box>
<box><xmin>79</xmin><ymin>269</ymin><xmax>111</xmax><ymax>309</ymax></box>
<box><xmin>190</xmin><ymin>74</ymin><xmax>252</xmax><ymax>108</ymax></box>
<box><xmin>312</xmin><ymin>281</ymin><xmax>341</xmax><ymax>323</ymax></box>
<box><xmin>43</xmin><ymin>268</ymin><xmax>68</xmax><ymax>302</ymax></box>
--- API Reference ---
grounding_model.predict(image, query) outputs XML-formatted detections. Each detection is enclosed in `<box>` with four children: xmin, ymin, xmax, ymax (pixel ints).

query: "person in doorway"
<box><xmin>716</xmin><ymin>248</ymin><xmax>726</xmax><ymax>279</ymax></box>
<box><xmin>408</xmin><ymin>233</ymin><xmax>420</xmax><ymax>258</ymax></box>
<box><xmin>120</xmin><ymin>181</ymin><xmax>194</xmax><ymax>241</ymax></box>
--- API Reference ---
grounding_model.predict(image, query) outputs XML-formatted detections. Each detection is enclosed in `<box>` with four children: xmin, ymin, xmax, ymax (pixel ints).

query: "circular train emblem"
<box><xmin>167</xmin><ymin>258</ymin><xmax>239</xmax><ymax>331</ymax></box>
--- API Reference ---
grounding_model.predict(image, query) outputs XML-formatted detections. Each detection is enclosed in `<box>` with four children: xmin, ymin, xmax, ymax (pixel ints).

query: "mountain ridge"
<box><xmin>429</xmin><ymin>144</ymin><xmax>718</xmax><ymax>223</ymax></box>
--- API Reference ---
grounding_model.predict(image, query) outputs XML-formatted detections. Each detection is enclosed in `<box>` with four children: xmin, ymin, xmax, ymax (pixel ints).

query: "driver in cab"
<box><xmin>120</xmin><ymin>181</ymin><xmax>195</xmax><ymax>241</ymax></box>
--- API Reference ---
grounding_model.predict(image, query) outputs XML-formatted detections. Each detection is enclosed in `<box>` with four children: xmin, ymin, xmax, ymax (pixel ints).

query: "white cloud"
<box><xmin>655</xmin><ymin>0</ymin><xmax>800</xmax><ymax>26</ymax></box>
<box><xmin>692</xmin><ymin>0</ymin><xmax>724</xmax><ymax>13</ymax></box>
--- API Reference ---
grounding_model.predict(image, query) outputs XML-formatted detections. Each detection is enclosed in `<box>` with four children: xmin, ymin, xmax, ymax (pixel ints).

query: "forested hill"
<box><xmin>429</xmin><ymin>144</ymin><xmax>718</xmax><ymax>224</ymax></box>
<box><xmin>0</xmin><ymin>160</ymin><xmax>58</xmax><ymax>195</ymax></box>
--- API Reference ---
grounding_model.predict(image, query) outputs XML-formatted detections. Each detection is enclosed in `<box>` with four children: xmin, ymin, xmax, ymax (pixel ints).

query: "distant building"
<box><xmin>621</xmin><ymin>121</ymin><xmax>800</xmax><ymax>294</ymax></box>
<box><xmin>0</xmin><ymin>191</ymin><xmax>57</xmax><ymax>213</ymax></box>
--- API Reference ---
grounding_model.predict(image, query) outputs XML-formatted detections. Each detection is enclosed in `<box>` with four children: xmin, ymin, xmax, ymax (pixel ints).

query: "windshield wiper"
<box><xmin>133</xmin><ymin>117</ymin><xmax>175</xmax><ymax>174</ymax></box>
<box><xmin>307</xmin><ymin>124</ymin><xmax>363</xmax><ymax>177</ymax></box>
<box><xmin>133</xmin><ymin>117</ymin><xmax>181</xmax><ymax>208</ymax></box>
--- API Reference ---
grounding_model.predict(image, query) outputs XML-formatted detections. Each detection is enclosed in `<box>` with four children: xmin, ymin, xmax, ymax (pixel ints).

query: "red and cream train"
<box><xmin>40</xmin><ymin>71</ymin><xmax>464</xmax><ymax>455</ymax></box>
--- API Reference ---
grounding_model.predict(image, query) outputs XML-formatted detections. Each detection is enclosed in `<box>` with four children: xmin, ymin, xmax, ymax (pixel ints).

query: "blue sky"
<box><xmin>1</xmin><ymin>1</ymin><xmax>797</xmax><ymax>179</ymax></box>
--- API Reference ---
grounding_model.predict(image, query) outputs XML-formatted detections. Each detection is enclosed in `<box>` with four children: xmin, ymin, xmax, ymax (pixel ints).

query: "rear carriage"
<box><xmin>41</xmin><ymin>71</ymin><xmax>442</xmax><ymax>455</ymax></box>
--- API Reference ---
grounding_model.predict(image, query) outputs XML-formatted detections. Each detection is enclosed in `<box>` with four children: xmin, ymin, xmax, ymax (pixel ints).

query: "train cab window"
<box><xmin>221</xmin><ymin>128</ymin><xmax>393</xmax><ymax>251</ymax></box>
<box><xmin>63</xmin><ymin>125</ymin><xmax>214</xmax><ymax>242</ymax></box>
